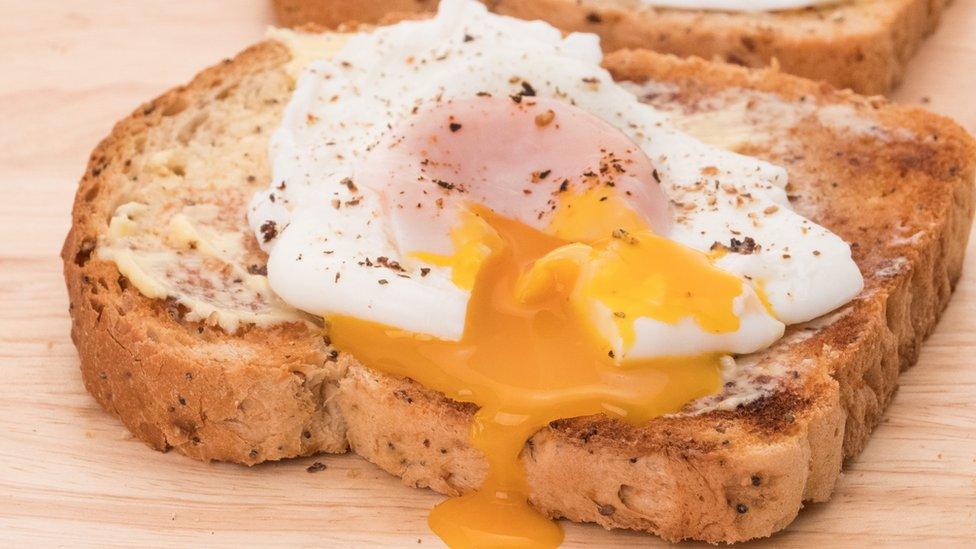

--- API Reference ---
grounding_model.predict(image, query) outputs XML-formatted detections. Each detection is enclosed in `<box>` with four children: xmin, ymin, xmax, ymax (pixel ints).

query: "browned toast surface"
<box><xmin>62</xmin><ymin>36</ymin><xmax>975</xmax><ymax>542</ymax></box>
<box><xmin>272</xmin><ymin>0</ymin><xmax>950</xmax><ymax>95</ymax></box>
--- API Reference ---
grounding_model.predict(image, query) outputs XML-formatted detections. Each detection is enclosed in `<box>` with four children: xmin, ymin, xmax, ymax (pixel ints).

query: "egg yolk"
<box><xmin>410</xmin><ymin>209</ymin><xmax>503</xmax><ymax>291</ymax></box>
<box><xmin>328</xmin><ymin>196</ymin><xmax>746</xmax><ymax>547</ymax></box>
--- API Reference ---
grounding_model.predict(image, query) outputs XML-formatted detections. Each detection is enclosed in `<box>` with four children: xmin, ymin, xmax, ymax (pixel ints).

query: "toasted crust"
<box><xmin>272</xmin><ymin>0</ymin><xmax>949</xmax><ymax>95</ymax></box>
<box><xmin>62</xmin><ymin>39</ymin><xmax>974</xmax><ymax>542</ymax></box>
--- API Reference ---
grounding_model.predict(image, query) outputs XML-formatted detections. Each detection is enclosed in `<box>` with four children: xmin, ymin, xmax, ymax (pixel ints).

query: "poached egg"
<box><xmin>250</xmin><ymin>1</ymin><xmax>863</xmax><ymax>546</ymax></box>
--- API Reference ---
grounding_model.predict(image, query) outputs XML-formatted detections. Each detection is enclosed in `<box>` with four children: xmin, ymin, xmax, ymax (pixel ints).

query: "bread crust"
<box><xmin>62</xmin><ymin>39</ymin><xmax>975</xmax><ymax>542</ymax></box>
<box><xmin>272</xmin><ymin>0</ymin><xmax>949</xmax><ymax>95</ymax></box>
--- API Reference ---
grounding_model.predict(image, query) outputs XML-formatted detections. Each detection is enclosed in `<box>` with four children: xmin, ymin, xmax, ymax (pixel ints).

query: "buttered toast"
<box><xmin>272</xmin><ymin>0</ymin><xmax>951</xmax><ymax>95</ymax></box>
<box><xmin>63</xmin><ymin>34</ymin><xmax>974</xmax><ymax>544</ymax></box>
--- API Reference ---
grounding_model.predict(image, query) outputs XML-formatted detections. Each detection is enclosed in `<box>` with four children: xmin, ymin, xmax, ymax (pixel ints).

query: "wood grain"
<box><xmin>1</xmin><ymin>1</ymin><xmax>974</xmax><ymax>546</ymax></box>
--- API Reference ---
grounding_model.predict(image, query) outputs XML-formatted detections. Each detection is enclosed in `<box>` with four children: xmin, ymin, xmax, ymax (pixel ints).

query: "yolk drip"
<box><xmin>328</xmin><ymin>204</ymin><xmax>740</xmax><ymax>548</ymax></box>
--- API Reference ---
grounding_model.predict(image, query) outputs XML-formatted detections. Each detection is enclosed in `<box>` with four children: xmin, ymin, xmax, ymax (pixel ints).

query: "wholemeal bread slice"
<box><xmin>272</xmin><ymin>0</ymin><xmax>950</xmax><ymax>95</ymax></box>
<box><xmin>62</xmin><ymin>31</ymin><xmax>975</xmax><ymax>543</ymax></box>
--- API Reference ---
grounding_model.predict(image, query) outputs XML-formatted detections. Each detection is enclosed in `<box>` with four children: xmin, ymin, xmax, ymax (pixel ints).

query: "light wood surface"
<box><xmin>1</xmin><ymin>1</ymin><xmax>974</xmax><ymax>546</ymax></box>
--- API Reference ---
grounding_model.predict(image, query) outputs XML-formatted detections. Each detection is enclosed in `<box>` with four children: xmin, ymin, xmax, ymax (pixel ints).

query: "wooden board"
<box><xmin>1</xmin><ymin>1</ymin><xmax>974</xmax><ymax>546</ymax></box>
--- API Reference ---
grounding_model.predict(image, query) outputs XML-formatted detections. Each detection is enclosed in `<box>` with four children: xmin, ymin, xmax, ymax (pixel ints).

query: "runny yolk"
<box><xmin>328</xmin><ymin>203</ymin><xmax>740</xmax><ymax>548</ymax></box>
<box><xmin>410</xmin><ymin>209</ymin><xmax>503</xmax><ymax>291</ymax></box>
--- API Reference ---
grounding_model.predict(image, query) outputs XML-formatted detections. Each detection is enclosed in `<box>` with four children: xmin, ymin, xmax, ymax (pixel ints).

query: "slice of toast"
<box><xmin>272</xmin><ymin>0</ymin><xmax>950</xmax><ymax>95</ymax></box>
<box><xmin>62</xmin><ymin>33</ymin><xmax>975</xmax><ymax>542</ymax></box>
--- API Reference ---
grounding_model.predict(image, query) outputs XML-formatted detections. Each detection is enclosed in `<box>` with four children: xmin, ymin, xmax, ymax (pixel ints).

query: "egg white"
<box><xmin>250</xmin><ymin>0</ymin><xmax>862</xmax><ymax>355</ymax></box>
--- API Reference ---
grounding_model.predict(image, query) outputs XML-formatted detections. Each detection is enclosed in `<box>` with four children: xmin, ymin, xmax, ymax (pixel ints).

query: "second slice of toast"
<box><xmin>272</xmin><ymin>0</ymin><xmax>950</xmax><ymax>95</ymax></box>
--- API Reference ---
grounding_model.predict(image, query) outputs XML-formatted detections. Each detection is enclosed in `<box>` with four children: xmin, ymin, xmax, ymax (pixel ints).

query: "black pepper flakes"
<box><xmin>306</xmin><ymin>462</ymin><xmax>327</xmax><ymax>473</ymax></box>
<box><xmin>376</xmin><ymin>256</ymin><xmax>404</xmax><ymax>272</ymax></box>
<box><xmin>534</xmin><ymin>109</ymin><xmax>555</xmax><ymax>127</ymax></box>
<box><xmin>340</xmin><ymin>177</ymin><xmax>358</xmax><ymax>192</ymax></box>
<box><xmin>259</xmin><ymin>220</ymin><xmax>278</xmax><ymax>242</ymax></box>
<box><xmin>611</xmin><ymin>228</ymin><xmax>638</xmax><ymax>244</ymax></box>
<box><xmin>713</xmin><ymin>236</ymin><xmax>761</xmax><ymax>255</ymax></box>
<box><xmin>395</xmin><ymin>389</ymin><xmax>414</xmax><ymax>404</ymax></box>
<box><xmin>580</xmin><ymin>426</ymin><xmax>598</xmax><ymax>443</ymax></box>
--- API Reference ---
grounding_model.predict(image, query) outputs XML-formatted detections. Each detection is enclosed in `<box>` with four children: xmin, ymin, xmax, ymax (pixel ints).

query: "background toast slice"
<box><xmin>62</xmin><ymin>35</ymin><xmax>975</xmax><ymax>542</ymax></box>
<box><xmin>272</xmin><ymin>0</ymin><xmax>949</xmax><ymax>95</ymax></box>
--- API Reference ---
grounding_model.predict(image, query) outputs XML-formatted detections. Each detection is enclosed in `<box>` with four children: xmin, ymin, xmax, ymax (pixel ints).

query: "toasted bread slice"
<box><xmin>272</xmin><ymin>0</ymin><xmax>950</xmax><ymax>95</ymax></box>
<box><xmin>62</xmin><ymin>33</ymin><xmax>975</xmax><ymax>542</ymax></box>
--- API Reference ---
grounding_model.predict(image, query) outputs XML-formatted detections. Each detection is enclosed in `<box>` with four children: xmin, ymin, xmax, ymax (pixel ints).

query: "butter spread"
<box><xmin>265</xmin><ymin>27</ymin><xmax>350</xmax><ymax>79</ymax></box>
<box><xmin>622</xmin><ymin>80</ymin><xmax>915</xmax><ymax>155</ymax></box>
<box><xmin>98</xmin><ymin>199</ymin><xmax>308</xmax><ymax>331</ymax></box>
